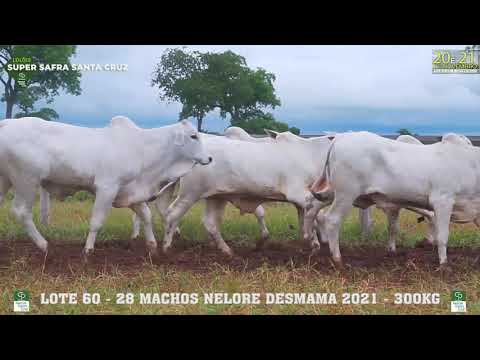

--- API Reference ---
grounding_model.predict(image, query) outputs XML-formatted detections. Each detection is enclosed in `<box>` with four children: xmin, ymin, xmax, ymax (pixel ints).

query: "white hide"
<box><xmin>311</xmin><ymin>131</ymin><xmax>480</xmax><ymax>265</ymax></box>
<box><xmin>0</xmin><ymin>116</ymin><xmax>211</xmax><ymax>256</ymax></box>
<box><xmin>161</xmin><ymin>133</ymin><xmax>334</xmax><ymax>255</ymax></box>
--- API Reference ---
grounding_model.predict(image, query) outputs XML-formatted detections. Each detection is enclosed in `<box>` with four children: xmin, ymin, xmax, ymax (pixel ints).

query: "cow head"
<box><xmin>264</xmin><ymin>129</ymin><xmax>303</xmax><ymax>142</ymax></box>
<box><xmin>442</xmin><ymin>133</ymin><xmax>473</xmax><ymax>147</ymax></box>
<box><xmin>264</xmin><ymin>129</ymin><xmax>279</xmax><ymax>138</ymax></box>
<box><xmin>175</xmin><ymin>120</ymin><xmax>212</xmax><ymax>165</ymax></box>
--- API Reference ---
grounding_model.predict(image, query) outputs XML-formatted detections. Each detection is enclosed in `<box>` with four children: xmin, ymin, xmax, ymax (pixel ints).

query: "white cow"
<box><xmin>160</xmin><ymin>131</ymin><xmax>335</xmax><ymax>255</ymax></box>
<box><xmin>310</xmin><ymin>131</ymin><xmax>480</xmax><ymax>268</ymax></box>
<box><xmin>0</xmin><ymin>116</ymin><xmax>211</xmax><ymax>259</ymax></box>
<box><xmin>314</xmin><ymin>134</ymin><xmax>476</xmax><ymax>254</ymax></box>
<box><xmin>381</xmin><ymin>134</ymin><xmax>475</xmax><ymax>251</ymax></box>
<box><xmin>134</xmin><ymin>128</ymin><xmax>374</xmax><ymax>255</ymax></box>
<box><xmin>131</xmin><ymin>127</ymin><xmax>271</xmax><ymax>246</ymax></box>
<box><xmin>224</xmin><ymin>127</ymin><xmax>356</xmax><ymax>246</ymax></box>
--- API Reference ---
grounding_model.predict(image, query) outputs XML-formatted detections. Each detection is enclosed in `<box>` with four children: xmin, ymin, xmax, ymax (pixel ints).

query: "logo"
<box><xmin>13</xmin><ymin>290</ymin><xmax>30</xmax><ymax>312</ymax></box>
<box><xmin>450</xmin><ymin>290</ymin><xmax>466</xmax><ymax>313</ymax></box>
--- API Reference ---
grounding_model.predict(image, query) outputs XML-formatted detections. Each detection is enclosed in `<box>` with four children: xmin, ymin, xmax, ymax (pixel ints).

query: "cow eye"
<box><xmin>190</xmin><ymin>134</ymin><xmax>198</xmax><ymax>140</ymax></box>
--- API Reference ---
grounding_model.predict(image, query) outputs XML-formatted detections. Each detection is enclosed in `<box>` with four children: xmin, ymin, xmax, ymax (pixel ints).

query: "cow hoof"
<box><xmin>435</xmin><ymin>263</ymin><xmax>453</xmax><ymax>274</ymax></box>
<box><xmin>81</xmin><ymin>248</ymin><xmax>93</xmax><ymax>264</ymax></box>
<box><xmin>331</xmin><ymin>257</ymin><xmax>344</xmax><ymax>271</ymax></box>
<box><xmin>386</xmin><ymin>249</ymin><xmax>397</xmax><ymax>257</ymax></box>
<box><xmin>44</xmin><ymin>244</ymin><xmax>58</xmax><ymax>259</ymax></box>
<box><xmin>220</xmin><ymin>248</ymin><xmax>234</xmax><ymax>257</ymax></box>
<box><xmin>146</xmin><ymin>241</ymin><xmax>158</xmax><ymax>254</ymax></box>
<box><xmin>206</xmin><ymin>240</ymin><xmax>217</xmax><ymax>249</ymax></box>
<box><xmin>38</xmin><ymin>241</ymin><xmax>48</xmax><ymax>254</ymax></box>
<box><xmin>416</xmin><ymin>238</ymin><xmax>434</xmax><ymax>248</ymax></box>
<box><xmin>309</xmin><ymin>243</ymin><xmax>321</xmax><ymax>256</ymax></box>
<box><xmin>162</xmin><ymin>245</ymin><xmax>173</xmax><ymax>256</ymax></box>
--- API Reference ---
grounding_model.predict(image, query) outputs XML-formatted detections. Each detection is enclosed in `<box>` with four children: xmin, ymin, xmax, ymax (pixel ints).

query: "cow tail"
<box><xmin>310</xmin><ymin>139</ymin><xmax>336</xmax><ymax>202</ymax></box>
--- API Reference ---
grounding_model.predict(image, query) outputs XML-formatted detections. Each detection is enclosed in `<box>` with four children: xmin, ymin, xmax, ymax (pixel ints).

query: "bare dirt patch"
<box><xmin>1</xmin><ymin>238</ymin><xmax>479</xmax><ymax>280</ymax></box>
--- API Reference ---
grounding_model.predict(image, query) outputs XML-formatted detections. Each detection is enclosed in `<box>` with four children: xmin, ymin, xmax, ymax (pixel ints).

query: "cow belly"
<box><xmin>356</xmin><ymin>192</ymin><xmax>432</xmax><ymax>211</ymax></box>
<box><xmin>112</xmin><ymin>182</ymin><xmax>161</xmax><ymax>208</ymax></box>
<box><xmin>211</xmin><ymin>194</ymin><xmax>286</xmax><ymax>214</ymax></box>
<box><xmin>451</xmin><ymin>199</ymin><xmax>480</xmax><ymax>223</ymax></box>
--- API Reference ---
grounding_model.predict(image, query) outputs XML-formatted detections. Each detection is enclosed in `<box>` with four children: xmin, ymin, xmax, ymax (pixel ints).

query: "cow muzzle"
<box><xmin>198</xmin><ymin>156</ymin><xmax>213</xmax><ymax>165</ymax></box>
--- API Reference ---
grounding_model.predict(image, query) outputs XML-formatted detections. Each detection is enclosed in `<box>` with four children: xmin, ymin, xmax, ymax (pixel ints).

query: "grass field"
<box><xmin>0</xmin><ymin>195</ymin><xmax>479</xmax><ymax>315</ymax></box>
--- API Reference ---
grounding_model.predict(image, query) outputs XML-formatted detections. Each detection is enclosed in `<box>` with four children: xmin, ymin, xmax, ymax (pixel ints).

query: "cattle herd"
<box><xmin>0</xmin><ymin>116</ymin><xmax>478</xmax><ymax>271</ymax></box>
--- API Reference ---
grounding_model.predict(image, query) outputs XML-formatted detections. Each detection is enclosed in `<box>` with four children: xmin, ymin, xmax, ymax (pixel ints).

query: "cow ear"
<box><xmin>174</xmin><ymin>128</ymin><xmax>185</xmax><ymax>146</ymax></box>
<box><xmin>264</xmin><ymin>129</ymin><xmax>279</xmax><ymax>138</ymax></box>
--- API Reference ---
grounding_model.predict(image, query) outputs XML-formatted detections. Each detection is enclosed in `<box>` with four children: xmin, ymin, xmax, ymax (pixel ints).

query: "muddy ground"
<box><xmin>2</xmin><ymin>238</ymin><xmax>479</xmax><ymax>281</ymax></box>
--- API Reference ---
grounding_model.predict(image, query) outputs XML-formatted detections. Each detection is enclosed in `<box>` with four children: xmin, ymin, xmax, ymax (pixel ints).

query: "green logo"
<box><xmin>14</xmin><ymin>290</ymin><xmax>30</xmax><ymax>301</ymax></box>
<box><xmin>451</xmin><ymin>290</ymin><xmax>466</xmax><ymax>302</ymax></box>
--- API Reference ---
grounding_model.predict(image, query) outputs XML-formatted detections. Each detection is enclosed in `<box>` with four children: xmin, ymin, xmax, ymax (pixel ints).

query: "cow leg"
<box><xmin>83</xmin><ymin>185</ymin><xmax>118</xmax><ymax>259</ymax></box>
<box><xmin>254</xmin><ymin>205</ymin><xmax>269</xmax><ymax>249</ymax></box>
<box><xmin>39</xmin><ymin>187</ymin><xmax>50</xmax><ymax>226</ymax></box>
<box><xmin>383</xmin><ymin>207</ymin><xmax>400</xmax><ymax>254</ymax></box>
<box><xmin>162</xmin><ymin>195</ymin><xmax>196</xmax><ymax>254</ymax></box>
<box><xmin>202</xmin><ymin>198</ymin><xmax>232</xmax><ymax>256</ymax></box>
<box><xmin>303</xmin><ymin>196</ymin><xmax>325</xmax><ymax>250</ymax></box>
<box><xmin>11</xmin><ymin>185</ymin><xmax>48</xmax><ymax>252</ymax></box>
<box><xmin>295</xmin><ymin>205</ymin><xmax>305</xmax><ymax>243</ymax></box>
<box><xmin>131</xmin><ymin>212</ymin><xmax>142</xmax><ymax>240</ymax></box>
<box><xmin>430</xmin><ymin>197</ymin><xmax>454</xmax><ymax>266</ymax></box>
<box><xmin>153</xmin><ymin>187</ymin><xmax>181</xmax><ymax>237</ymax></box>
<box><xmin>130</xmin><ymin>202</ymin><xmax>157</xmax><ymax>253</ymax></box>
<box><xmin>422</xmin><ymin>220</ymin><xmax>436</xmax><ymax>247</ymax></box>
<box><xmin>359</xmin><ymin>208</ymin><xmax>373</xmax><ymax>241</ymax></box>
<box><xmin>407</xmin><ymin>208</ymin><xmax>436</xmax><ymax>248</ymax></box>
<box><xmin>316</xmin><ymin>209</ymin><xmax>329</xmax><ymax>244</ymax></box>
<box><xmin>323</xmin><ymin>194</ymin><xmax>355</xmax><ymax>268</ymax></box>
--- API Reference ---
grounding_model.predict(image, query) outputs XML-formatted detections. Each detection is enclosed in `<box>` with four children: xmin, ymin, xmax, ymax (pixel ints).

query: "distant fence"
<box><xmin>250</xmin><ymin>134</ymin><xmax>480</xmax><ymax>147</ymax></box>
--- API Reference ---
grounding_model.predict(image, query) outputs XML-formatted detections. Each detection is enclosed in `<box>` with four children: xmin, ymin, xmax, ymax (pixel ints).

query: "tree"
<box><xmin>15</xmin><ymin>107</ymin><xmax>59</xmax><ymax>121</ymax></box>
<box><xmin>199</xmin><ymin>51</ymin><xmax>281</xmax><ymax>124</ymax></box>
<box><xmin>397</xmin><ymin>128</ymin><xmax>414</xmax><ymax>136</ymax></box>
<box><xmin>0</xmin><ymin>45</ymin><xmax>81</xmax><ymax>119</ymax></box>
<box><xmin>151</xmin><ymin>48</ymin><xmax>213</xmax><ymax>132</ymax></box>
<box><xmin>231</xmin><ymin>112</ymin><xmax>300</xmax><ymax>135</ymax></box>
<box><xmin>151</xmin><ymin>48</ymin><xmax>282</xmax><ymax>132</ymax></box>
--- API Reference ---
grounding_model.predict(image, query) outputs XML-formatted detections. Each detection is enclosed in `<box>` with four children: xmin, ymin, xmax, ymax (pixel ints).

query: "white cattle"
<box><xmin>386</xmin><ymin>134</ymin><xmax>475</xmax><ymax>250</ymax></box>
<box><xmin>223</xmin><ymin>128</ymin><xmax>371</xmax><ymax>247</ymax></box>
<box><xmin>0</xmin><ymin>116</ymin><xmax>211</xmax><ymax>259</ymax></box>
<box><xmin>131</xmin><ymin>127</ymin><xmax>271</xmax><ymax>246</ymax></box>
<box><xmin>310</xmin><ymin>131</ymin><xmax>480</xmax><ymax>268</ymax></box>
<box><xmin>160</xmin><ymin>131</ymin><xmax>335</xmax><ymax>255</ymax></box>
<box><xmin>36</xmin><ymin>116</ymin><xmax>145</xmax><ymax>225</ymax></box>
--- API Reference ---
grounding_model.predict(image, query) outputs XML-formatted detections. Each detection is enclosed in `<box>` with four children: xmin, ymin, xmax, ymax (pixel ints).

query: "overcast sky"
<box><xmin>1</xmin><ymin>45</ymin><xmax>479</xmax><ymax>134</ymax></box>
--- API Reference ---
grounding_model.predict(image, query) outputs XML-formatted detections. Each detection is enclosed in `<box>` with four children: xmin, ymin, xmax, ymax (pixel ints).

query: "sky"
<box><xmin>1</xmin><ymin>45</ymin><xmax>479</xmax><ymax>135</ymax></box>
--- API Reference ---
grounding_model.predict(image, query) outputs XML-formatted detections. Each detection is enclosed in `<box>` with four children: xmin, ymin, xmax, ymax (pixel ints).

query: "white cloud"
<box><xmin>1</xmin><ymin>45</ymin><xmax>479</xmax><ymax>132</ymax></box>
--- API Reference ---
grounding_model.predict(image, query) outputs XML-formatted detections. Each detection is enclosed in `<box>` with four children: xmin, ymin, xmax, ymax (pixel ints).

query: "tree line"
<box><xmin>0</xmin><ymin>46</ymin><xmax>299</xmax><ymax>134</ymax></box>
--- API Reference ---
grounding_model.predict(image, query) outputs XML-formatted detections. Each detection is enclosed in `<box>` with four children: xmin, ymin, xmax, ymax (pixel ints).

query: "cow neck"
<box><xmin>138</xmin><ymin>125</ymin><xmax>182</xmax><ymax>177</ymax></box>
<box><xmin>305</xmin><ymin>137</ymin><xmax>332</xmax><ymax>168</ymax></box>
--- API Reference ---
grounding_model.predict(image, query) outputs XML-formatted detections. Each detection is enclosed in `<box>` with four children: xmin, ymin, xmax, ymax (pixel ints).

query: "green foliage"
<box><xmin>151</xmin><ymin>47</ymin><xmax>281</xmax><ymax>132</ymax></box>
<box><xmin>396</xmin><ymin>128</ymin><xmax>414</xmax><ymax>136</ymax></box>
<box><xmin>231</xmin><ymin>112</ymin><xmax>300</xmax><ymax>135</ymax></box>
<box><xmin>15</xmin><ymin>107</ymin><xmax>59</xmax><ymax>121</ymax></box>
<box><xmin>0</xmin><ymin>45</ymin><xmax>82</xmax><ymax>118</ymax></box>
<box><xmin>65</xmin><ymin>191</ymin><xmax>94</xmax><ymax>202</ymax></box>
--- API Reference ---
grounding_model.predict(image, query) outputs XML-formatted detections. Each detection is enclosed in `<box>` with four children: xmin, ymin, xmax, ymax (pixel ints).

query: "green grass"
<box><xmin>0</xmin><ymin>197</ymin><xmax>479</xmax><ymax>314</ymax></box>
